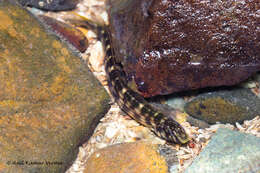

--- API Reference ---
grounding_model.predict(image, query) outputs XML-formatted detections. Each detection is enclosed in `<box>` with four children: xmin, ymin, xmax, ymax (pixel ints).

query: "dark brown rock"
<box><xmin>19</xmin><ymin>0</ymin><xmax>79</xmax><ymax>11</ymax></box>
<box><xmin>108</xmin><ymin>0</ymin><xmax>260</xmax><ymax>97</ymax></box>
<box><xmin>0</xmin><ymin>1</ymin><xmax>109</xmax><ymax>172</ymax></box>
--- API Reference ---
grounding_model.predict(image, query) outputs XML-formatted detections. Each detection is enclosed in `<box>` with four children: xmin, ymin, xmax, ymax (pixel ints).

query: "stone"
<box><xmin>184</xmin><ymin>88</ymin><xmax>260</xmax><ymax>124</ymax></box>
<box><xmin>108</xmin><ymin>0</ymin><xmax>260</xmax><ymax>97</ymax></box>
<box><xmin>255</xmin><ymin>72</ymin><xmax>260</xmax><ymax>84</ymax></box>
<box><xmin>38</xmin><ymin>15</ymin><xmax>88</xmax><ymax>53</ymax></box>
<box><xmin>19</xmin><ymin>0</ymin><xmax>78</xmax><ymax>11</ymax></box>
<box><xmin>185</xmin><ymin>128</ymin><xmax>260</xmax><ymax>173</ymax></box>
<box><xmin>166</xmin><ymin>96</ymin><xmax>186</xmax><ymax>112</ymax></box>
<box><xmin>83</xmin><ymin>141</ymin><xmax>179</xmax><ymax>173</ymax></box>
<box><xmin>0</xmin><ymin>1</ymin><xmax>110</xmax><ymax>173</ymax></box>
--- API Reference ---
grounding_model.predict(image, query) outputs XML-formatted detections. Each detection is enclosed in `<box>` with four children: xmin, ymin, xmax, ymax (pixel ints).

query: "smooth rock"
<box><xmin>255</xmin><ymin>73</ymin><xmax>260</xmax><ymax>98</ymax></box>
<box><xmin>166</xmin><ymin>96</ymin><xmax>186</xmax><ymax>112</ymax></box>
<box><xmin>184</xmin><ymin>88</ymin><xmax>260</xmax><ymax>124</ymax></box>
<box><xmin>185</xmin><ymin>128</ymin><xmax>260</xmax><ymax>173</ymax></box>
<box><xmin>255</xmin><ymin>72</ymin><xmax>260</xmax><ymax>86</ymax></box>
<box><xmin>38</xmin><ymin>15</ymin><xmax>88</xmax><ymax>53</ymax></box>
<box><xmin>19</xmin><ymin>0</ymin><xmax>78</xmax><ymax>11</ymax></box>
<box><xmin>83</xmin><ymin>142</ymin><xmax>179</xmax><ymax>173</ymax></box>
<box><xmin>108</xmin><ymin>0</ymin><xmax>260</xmax><ymax>97</ymax></box>
<box><xmin>0</xmin><ymin>1</ymin><xmax>110</xmax><ymax>173</ymax></box>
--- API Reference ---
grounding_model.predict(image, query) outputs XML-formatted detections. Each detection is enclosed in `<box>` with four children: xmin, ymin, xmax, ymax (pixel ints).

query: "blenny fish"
<box><xmin>102</xmin><ymin>28</ymin><xmax>189</xmax><ymax>144</ymax></box>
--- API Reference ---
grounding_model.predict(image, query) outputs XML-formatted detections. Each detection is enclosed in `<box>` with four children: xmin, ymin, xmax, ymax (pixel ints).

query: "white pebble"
<box><xmin>105</xmin><ymin>126</ymin><xmax>118</xmax><ymax>138</ymax></box>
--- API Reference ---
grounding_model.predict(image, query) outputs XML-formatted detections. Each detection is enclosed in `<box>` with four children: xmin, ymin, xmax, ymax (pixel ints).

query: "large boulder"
<box><xmin>0</xmin><ymin>1</ymin><xmax>110</xmax><ymax>172</ymax></box>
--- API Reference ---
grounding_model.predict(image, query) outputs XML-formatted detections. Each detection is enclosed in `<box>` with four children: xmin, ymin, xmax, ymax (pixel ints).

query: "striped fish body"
<box><xmin>102</xmin><ymin>28</ymin><xmax>189</xmax><ymax>144</ymax></box>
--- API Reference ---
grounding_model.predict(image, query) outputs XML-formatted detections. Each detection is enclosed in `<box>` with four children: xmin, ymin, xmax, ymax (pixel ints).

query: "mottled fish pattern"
<box><xmin>102</xmin><ymin>28</ymin><xmax>189</xmax><ymax>144</ymax></box>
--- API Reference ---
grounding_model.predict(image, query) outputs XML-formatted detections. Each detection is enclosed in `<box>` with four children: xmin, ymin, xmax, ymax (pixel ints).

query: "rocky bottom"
<box><xmin>66</xmin><ymin>104</ymin><xmax>260</xmax><ymax>173</ymax></box>
<box><xmin>26</xmin><ymin>0</ymin><xmax>260</xmax><ymax>172</ymax></box>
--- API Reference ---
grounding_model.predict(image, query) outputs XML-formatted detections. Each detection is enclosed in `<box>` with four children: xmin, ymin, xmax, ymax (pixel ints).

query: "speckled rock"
<box><xmin>184</xmin><ymin>88</ymin><xmax>260</xmax><ymax>124</ymax></box>
<box><xmin>108</xmin><ymin>0</ymin><xmax>260</xmax><ymax>97</ymax></box>
<box><xmin>185</xmin><ymin>128</ymin><xmax>260</xmax><ymax>173</ymax></box>
<box><xmin>83</xmin><ymin>142</ymin><xmax>179</xmax><ymax>173</ymax></box>
<box><xmin>19</xmin><ymin>0</ymin><xmax>78</xmax><ymax>11</ymax></box>
<box><xmin>0</xmin><ymin>1</ymin><xmax>109</xmax><ymax>173</ymax></box>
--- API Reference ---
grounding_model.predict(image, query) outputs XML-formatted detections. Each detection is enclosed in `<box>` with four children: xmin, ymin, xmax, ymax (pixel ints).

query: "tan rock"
<box><xmin>0</xmin><ymin>1</ymin><xmax>110</xmax><ymax>172</ymax></box>
<box><xmin>84</xmin><ymin>142</ymin><xmax>168</xmax><ymax>173</ymax></box>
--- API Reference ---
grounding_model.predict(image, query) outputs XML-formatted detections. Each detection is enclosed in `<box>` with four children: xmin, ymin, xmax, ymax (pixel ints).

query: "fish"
<box><xmin>102</xmin><ymin>28</ymin><xmax>189</xmax><ymax>144</ymax></box>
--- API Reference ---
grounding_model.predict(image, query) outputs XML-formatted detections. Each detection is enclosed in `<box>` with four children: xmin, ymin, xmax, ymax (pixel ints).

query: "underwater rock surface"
<box><xmin>108</xmin><ymin>0</ymin><xmax>260</xmax><ymax>97</ymax></box>
<box><xmin>185</xmin><ymin>128</ymin><xmax>260</xmax><ymax>173</ymax></box>
<box><xmin>0</xmin><ymin>1</ymin><xmax>109</xmax><ymax>172</ymax></box>
<box><xmin>19</xmin><ymin>0</ymin><xmax>78</xmax><ymax>11</ymax></box>
<box><xmin>184</xmin><ymin>88</ymin><xmax>260</xmax><ymax>124</ymax></box>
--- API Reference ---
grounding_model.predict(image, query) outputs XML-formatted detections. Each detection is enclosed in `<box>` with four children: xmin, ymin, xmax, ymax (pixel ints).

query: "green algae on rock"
<box><xmin>0</xmin><ymin>1</ymin><xmax>110</xmax><ymax>173</ymax></box>
<box><xmin>184</xmin><ymin>88</ymin><xmax>260</xmax><ymax>124</ymax></box>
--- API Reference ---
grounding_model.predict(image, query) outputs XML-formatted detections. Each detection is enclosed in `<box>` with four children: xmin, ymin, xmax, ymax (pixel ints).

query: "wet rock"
<box><xmin>255</xmin><ymin>72</ymin><xmax>260</xmax><ymax>84</ymax></box>
<box><xmin>185</xmin><ymin>128</ymin><xmax>260</xmax><ymax>173</ymax></box>
<box><xmin>83</xmin><ymin>141</ymin><xmax>178</xmax><ymax>173</ymax></box>
<box><xmin>39</xmin><ymin>15</ymin><xmax>88</xmax><ymax>53</ymax></box>
<box><xmin>0</xmin><ymin>1</ymin><xmax>109</xmax><ymax>173</ymax></box>
<box><xmin>166</xmin><ymin>96</ymin><xmax>186</xmax><ymax>112</ymax></box>
<box><xmin>184</xmin><ymin>88</ymin><xmax>260</xmax><ymax>124</ymax></box>
<box><xmin>255</xmin><ymin>73</ymin><xmax>260</xmax><ymax>98</ymax></box>
<box><xmin>19</xmin><ymin>0</ymin><xmax>78</xmax><ymax>11</ymax></box>
<box><xmin>108</xmin><ymin>0</ymin><xmax>260</xmax><ymax>97</ymax></box>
